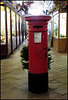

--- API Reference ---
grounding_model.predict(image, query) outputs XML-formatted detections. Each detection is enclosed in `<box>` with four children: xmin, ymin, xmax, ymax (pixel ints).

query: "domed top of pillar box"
<box><xmin>25</xmin><ymin>15</ymin><xmax>51</xmax><ymax>22</ymax></box>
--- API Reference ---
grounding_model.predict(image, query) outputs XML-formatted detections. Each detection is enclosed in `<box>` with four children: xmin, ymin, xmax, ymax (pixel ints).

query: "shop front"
<box><xmin>0</xmin><ymin>2</ymin><xmax>23</xmax><ymax>58</ymax></box>
<box><xmin>48</xmin><ymin>9</ymin><xmax>67</xmax><ymax>53</ymax></box>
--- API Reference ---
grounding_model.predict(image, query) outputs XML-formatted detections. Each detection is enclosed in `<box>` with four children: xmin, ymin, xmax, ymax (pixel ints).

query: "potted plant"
<box><xmin>20</xmin><ymin>45</ymin><xmax>53</xmax><ymax>70</ymax></box>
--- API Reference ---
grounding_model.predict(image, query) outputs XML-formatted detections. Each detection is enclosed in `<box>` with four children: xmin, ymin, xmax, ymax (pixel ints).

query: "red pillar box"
<box><xmin>25</xmin><ymin>15</ymin><xmax>51</xmax><ymax>93</ymax></box>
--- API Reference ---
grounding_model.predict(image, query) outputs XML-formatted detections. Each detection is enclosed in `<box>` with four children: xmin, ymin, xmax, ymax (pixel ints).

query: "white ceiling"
<box><xmin>16</xmin><ymin>1</ymin><xmax>55</xmax><ymax>15</ymax></box>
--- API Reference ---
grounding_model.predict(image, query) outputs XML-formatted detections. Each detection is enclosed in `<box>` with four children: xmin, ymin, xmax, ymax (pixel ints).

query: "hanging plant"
<box><xmin>20</xmin><ymin>45</ymin><xmax>53</xmax><ymax>70</ymax></box>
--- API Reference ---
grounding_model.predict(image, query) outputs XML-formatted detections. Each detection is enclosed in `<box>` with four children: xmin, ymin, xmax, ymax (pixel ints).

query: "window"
<box><xmin>11</xmin><ymin>10</ymin><xmax>16</xmax><ymax>37</ymax></box>
<box><xmin>1</xmin><ymin>6</ymin><xmax>6</xmax><ymax>44</ymax></box>
<box><xmin>54</xmin><ymin>14</ymin><xmax>58</xmax><ymax>38</ymax></box>
<box><xmin>26</xmin><ymin>21</ymin><xmax>28</xmax><ymax>34</ymax></box>
<box><xmin>20</xmin><ymin>17</ymin><xmax>22</xmax><ymax>35</ymax></box>
<box><xmin>48</xmin><ymin>20</ymin><xmax>52</xmax><ymax>38</ymax></box>
<box><xmin>60</xmin><ymin>13</ymin><xmax>66</xmax><ymax>38</ymax></box>
<box><xmin>7</xmin><ymin>7</ymin><xmax>11</xmax><ymax>44</ymax></box>
<box><xmin>17</xmin><ymin>15</ymin><xmax>19</xmax><ymax>36</ymax></box>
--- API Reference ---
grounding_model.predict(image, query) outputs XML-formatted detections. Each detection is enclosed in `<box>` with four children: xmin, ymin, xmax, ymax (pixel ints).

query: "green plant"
<box><xmin>20</xmin><ymin>45</ymin><xmax>29</xmax><ymax>70</ymax></box>
<box><xmin>60</xmin><ymin>34</ymin><xmax>66</xmax><ymax>38</ymax></box>
<box><xmin>48</xmin><ymin>48</ymin><xmax>52</xmax><ymax>70</ymax></box>
<box><xmin>20</xmin><ymin>45</ymin><xmax>53</xmax><ymax>70</ymax></box>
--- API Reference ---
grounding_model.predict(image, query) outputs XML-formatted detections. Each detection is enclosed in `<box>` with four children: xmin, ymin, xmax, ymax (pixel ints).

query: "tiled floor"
<box><xmin>1</xmin><ymin>39</ymin><xmax>67</xmax><ymax>99</ymax></box>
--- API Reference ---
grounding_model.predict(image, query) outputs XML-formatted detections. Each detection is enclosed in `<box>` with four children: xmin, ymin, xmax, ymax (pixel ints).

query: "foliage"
<box><xmin>60</xmin><ymin>34</ymin><xmax>66</xmax><ymax>38</ymax></box>
<box><xmin>20</xmin><ymin>45</ymin><xmax>29</xmax><ymax>70</ymax></box>
<box><xmin>20</xmin><ymin>45</ymin><xmax>28</xmax><ymax>61</ymax></box>
<box><xmin>48</xmin><ymin>48</ymin><xmax>52</xmax><ymax>70</ymax></box>
<box><xmin>20</xmin><ymin>45</ymin><xmax>53</xmax><ymax>70</ymax></box>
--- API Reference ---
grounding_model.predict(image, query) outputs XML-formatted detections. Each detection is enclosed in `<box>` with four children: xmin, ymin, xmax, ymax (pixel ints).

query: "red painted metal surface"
<box><xmin>25</xmin><ymin>15</ymin><xmax>51</xmax><ymax>74</ymax></box>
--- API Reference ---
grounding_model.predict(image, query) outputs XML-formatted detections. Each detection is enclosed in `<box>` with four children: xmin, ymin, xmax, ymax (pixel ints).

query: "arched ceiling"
<box><xmin>16</xmin><ymin>1</ymin><xmax>67</xmax><ymax>15</ymax></box>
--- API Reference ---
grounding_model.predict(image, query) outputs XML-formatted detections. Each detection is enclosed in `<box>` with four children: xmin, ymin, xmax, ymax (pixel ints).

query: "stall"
<box><xmin>48</xmin><ymin>13</ymin><xmax>53</xmax><ymax>48</ymax></box>
<box><xmin>17</xmin><ymin>15</ymin><xmax>20</xmax><ymax>46</ymax></box>
<box><xmin>11</xmin><ymin>10</ymin><xmax>16</xmax><ymax>50</ymax></box>
<box><xmin>48</xmin><ymin>9</ymin><xmax>67</xmax><ymax>53</ymax></box>
<box><xmin>0</xmin><ymin>2</ymin><xmax>23</xmax><ymax>58</ymax></box>
<box><xmin>20</xmin><ymin>17</ymin><xmax>22</xmax><ymax>44</ymax></box>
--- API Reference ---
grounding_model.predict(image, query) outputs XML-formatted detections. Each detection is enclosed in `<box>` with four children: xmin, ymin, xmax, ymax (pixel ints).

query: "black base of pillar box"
<box><xmin>28</xmin><ymin>72</ymin><xmax>48</xmax><ymax>94</ymax></box>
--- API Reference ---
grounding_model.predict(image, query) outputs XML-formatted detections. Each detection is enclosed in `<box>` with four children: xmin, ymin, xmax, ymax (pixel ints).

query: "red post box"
<box><xmin>25</xmin><ymin>15</ymin><xmax>51</xmax><ymax>93</ymax></box>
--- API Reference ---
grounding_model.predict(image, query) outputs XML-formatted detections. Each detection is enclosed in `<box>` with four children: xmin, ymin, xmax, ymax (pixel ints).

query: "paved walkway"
<box><xmin>1</xmin><ymin>39</ymin><xmax>67</xmax><ymax>99</ymax></box>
